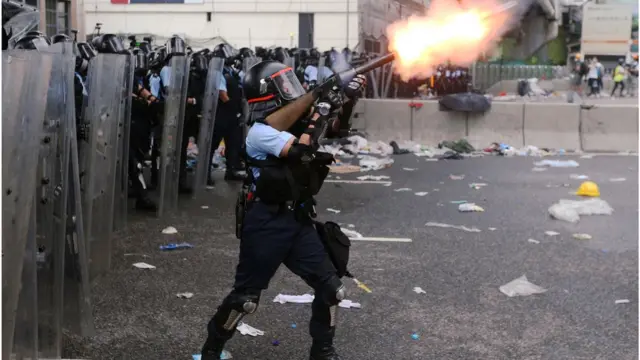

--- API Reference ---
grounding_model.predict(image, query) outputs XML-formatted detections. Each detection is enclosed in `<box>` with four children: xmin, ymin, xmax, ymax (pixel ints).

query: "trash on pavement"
<box><xmin>389</xmin><ymin>141</ymin><xmax>410</xmax><ymax>155</ymax></box>
<box><xmin>237</xmin><ymin>322</ymin><xmax>265</xmax><ymax>336</ymax></box>
<box><xmin>413</xmin><ymin>287</ymin><xmax>427</xmax><ymax>294</ymax></box>
<box><xmin>449</xmin><ymin>174</ymin><xmax>465</xmax><ymax>180</ymax></box>
<box><xmin>548</xmin><ymin>198</ymin><xmax>613</xmax><ymax>223</ymax></box>
<box><xmin>162</xmin><ymin>226</ymin><xmax>178</xmax><ymax>234</ymax></box>
<box><xmin>403</xmin><ymin>167</ymin><xmax>417</xmax><ymax>171</ymax></box>
<box><xmin>357</xmin><ymin>175</ymin><xmax>390</xmax><ymax>181</ymax></box>
<box><xmin>411</xmin><ymin>333</ymin><xmax>420</xmax><ymax>340</ymax></box>
<box><xmin>488</xmin><ymin>227</ymin><xmax>497</xmax><ymax>231</ymax></box>
<box><xmin>532</xmin><ymin>167</ymin><xmax>547</xmax><ymax>172</ymax></box>
<box><xmin>338</xmin><ymin>300</ymin><xmax>362</xmax><ymax>309</ymax></box>
<box><xmin>450</xmin><ymin>200</ymin><xmax>467</xmax><ymax>204</ymax></box>
<box><xmin>499</xmin><ymin>275</ymin><xmax>547</xmax><ymax>297</ymax></box>
<box><xmin>291</xmin><ymin>323</ymin><xmax>297</xmax><ymax>328</ymax></box>
<box><xmin>359</xmin><ymin>155</ymin><xmax>394</xmax><ymax>171</ymax></box>
<box><xmin>159</xmin><ymin>242</ymin><xmax>194</xmax><ymax>251</ymax></box>
<box><xmin>569</xmin><ymin>174</ymin><xmax>589</xmax><ymax>180</ymax></box>
<box><xmin>439</xmin><ymin>139</ymin><xmax>475</xmax><ymax>153</ymax></box>
<box><xmin>572</xmin><ymin>233</ymin><xmax>592</xmax><ymax>240</ymax></box>
<box><xmin>133</xmin><ymin>262</ymin><xmax>156</xmax><ymax>270</ymax></box>
<box><xmin>177</xmin><ymin>292</ymin><xmax>194</xmax><ymax>299</ymax></box>
<box><xmin>469</xmin><ymin>182</ymin><xmax>487</xmax><ymax>190</ymax></box>
<box><xmin>271</xmin><ymin>340</ymin><xmax>280</xmax><ymax>346</ymax></box>
<box><xmin>341</xmin><ymin>228</ymin><xmax>363</xmax><ymax>239</ymax></box>
<box><xmin>545</xmin><ymin>231</ymin><xmax>560</xmax><ymax>236</ymax></box>
<box><xmin>273</xmin><ymin>294</ymin><xmax>361</xmax><ymax>309</ymax></box>
<box><xmin>615</xmin><ymin>299</ymin><xmax>630</xmax><ymax>304</ymax></box>
<box><xmin>580</xmin><ymin>154</ymin><xmax>594</xmax><ymax>159</ymax></box>
<box><xmin>414</xmin><ymin>192</ymin><xmax>429</xmax><ymax>196</ymax></box>
<box><xmin>326</xmin><ymin>208</ymin><xmax>341</xmax><ymax>214</ymax></box>
<box><xmin>328</xmin><ymin>163</ymin><xmax>361</xmax><ymax>174</ymax></box>
<box><xmin>192</xmin><ymin>350</ymin><xmax>232</xmax><ymax>360</ymax></box>
<box><xmin>394</xmin><ymin>188</ymin><xmax>412</xmax><ymax>192</ymax></box>
<box><xmin>527</xmin><ymin>238</ymin><xmax>540</xmax><ymax>244</ymax></box>
<box><xmin>351</xmin><ymin>278</ymin><xmax>373</xmax><ymax>293</ymax></box>
<box><xmin>458</xmin><ymin>203</ymin><xmax>484</xmax><ymax>212</ymax></box>
<box><xmin>575</xmin><ymin>181</ymin><xmax>600</xmax><ymax>197</ymax></box>
<box><xmin>534</xmin><ymin>159</ymin><xmax>579</xmax><ymax>168</ymax></box>
<box><xmin>201</xmin><ymin>205</ymin><xmax>209</xmax><ymax>209</ymax></box>
<box><xmin>609</xmin><ymin>177</ymin><xmax>626</xmax><ymax>182</ymax></box>
<box><xmin>425</xmin><ymin>222</ymin><xmax>481</xmax><ymax>232</ymax></box>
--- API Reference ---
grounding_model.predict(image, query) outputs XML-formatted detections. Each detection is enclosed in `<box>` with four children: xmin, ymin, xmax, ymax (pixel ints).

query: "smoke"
<box><xmin>331</xmin><ymin>51</ymin><xmax>352</xmax><ymax>73</ymax></box>
<box><xmin>386</xmin><ymin>0</ymin><xmax>530</xmax><ymax>81</ymax></box>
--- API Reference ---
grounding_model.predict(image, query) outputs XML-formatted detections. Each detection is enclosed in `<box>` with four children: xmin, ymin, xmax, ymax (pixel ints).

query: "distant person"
<box><xmin>627</xmin><ymin>54</ymin><xmax>638</xmax><ymax>97</ymax></box>
<box><xmin>593</xmin><ymin>57</ymin><xmax>604</xmax><ymax>91</ymax></box>
<box><xmin>569</xmin><ymin>54</ymin><xmax>588</xmax><ymax>103</ymax></box>
<box><xmin>611</xmin><ymin>58</ymin><xmax>626</xmax><ymax>97</ymax></box>
<box><xmin>586</xmin><ymin>58</ymin><xmax>600</xmax><ymax>97</ymax></box>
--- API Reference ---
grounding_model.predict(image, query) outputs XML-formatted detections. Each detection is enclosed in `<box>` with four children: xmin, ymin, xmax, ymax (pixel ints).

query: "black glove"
<box><xmin>320</xmin><ymin>88</ymin><xmax>344</xmax><ymax>110</ymax></box>
<box><xmin>344</xmin><ymin>74</ymin><xmax>367</xmax><ymax>99</ymax></box>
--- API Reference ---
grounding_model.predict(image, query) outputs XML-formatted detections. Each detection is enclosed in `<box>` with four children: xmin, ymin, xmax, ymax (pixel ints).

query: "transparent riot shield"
<box><xmin>113</xmin><ymin>54</ymin><xmax>135</xmax><ymax>232</ymax></box>
<box><xmin>80</xmin><ymin>54</ymin><xmax>130</xmax><ymax>277</ymax></box>
<box><xmin>283</xmin><ymin>57</ymin><xmax>295</xmax><ymax>69</ymax></box>
<box><xmin>2</xmin><ymin>50</ymin><xmax>52</xmax><ymax>360</ymax></box>
<box><xmin>317</xmin><ymin>57</ymin><xmax>330</xmax><ymax>84</ymax></box>
<box><xmin>193</xmin><ymin>57</ymin><xmax>223</xmax><ymax>199</ymax></box>
<box><xmin>157</xmin><ymin>55</ymin><xmax>190</xmax><ymax>217</ymax></box>
<box><xmin>242</xmin><ymin>56</ymin><xmax>262</xmax><ymax>73</ymax></box>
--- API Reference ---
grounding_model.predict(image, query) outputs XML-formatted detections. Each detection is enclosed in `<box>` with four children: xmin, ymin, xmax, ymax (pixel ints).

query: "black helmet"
<box><xmin>213</xmin><ymin>43</ymin><xmax>235</xmax><ymax>59</ymax></box>
<box><xmin>273</xmin><ymin>47</ymin><xmax>289</xmax><ymax>63</ymax></box>
<box><xmin>132</xmin><ymin>48</ymin><xmax>148</xmax><ymax>74</ymax></box>
<box><xmin>25</xmin><ymin>31</ymin><xmax>51</xmax><ymax>45</ymax></box>
<box><xmin>238</xmin><ymin>47</ymin><xmax>255</xmax><ymax>60</ymax></box>
<box><xmin>166</xmin><ymin>35</ymin><xmax>186</xmax><ymax>58</ymax></box>
<box><xmin>14</xmin><ymin>33</ymin><xmax>49</xmax><ymax>50</ymax></box>
<box><xmin>51</xmin><ymin>33</ymin><xmax>72</xmax><ymax>44</ymax></box>
<box><xmin>255</xmin><ymin>46</ymin><xmax>268</xmax><ymax>59</ymax></box>
<box><xmin>309</xmin><ymin>48</ymin><xmax>320</xmax><ymax>59</ymax></box>
<box><xmin>138</xmin><ymin>41</ymin><xmax>152</xmax><ymax>54</ymax></box>
<box><xmin>148</xmin><ymin>50</ymin><xmax>164</xmax><ymax>69</ymax></box>
<box><xmin>77</xmin><ymin>42</ymin><xmax>97</xmax><ymax>61</ymax></box>
<box><xmin>191</xmin><ymin>51</ymin><xmax>208</xmax><ymax>72</ymax></box>
<box><xmin>186</xmin><ymin>46</ymin><xmax>193</xmax><ymax>55</ymax></box>
<box><xmin>243</xmin><ymin>60</ymin><xmax>305</xmax><ymax>104</ymax></box>
<box><xmin>93</xmin><ymin>34</ymin><xmax>129</xmax><ymax>54</ymax></box>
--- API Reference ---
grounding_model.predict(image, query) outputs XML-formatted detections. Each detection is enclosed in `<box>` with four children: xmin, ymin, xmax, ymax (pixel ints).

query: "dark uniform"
<box><xmin>199</xmin><ymin>61</ymin><xmax>367</xmax><ymax>360</ymax></box>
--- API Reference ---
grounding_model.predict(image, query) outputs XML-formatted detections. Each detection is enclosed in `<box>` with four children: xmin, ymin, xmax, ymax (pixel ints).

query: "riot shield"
<box><xmin>193</xmin><ymin>57</ymin><xmax>223</xmax><ymax>199</ymax></box>
<box><xmin>283</xmin><ymin>57</ymin><xmax>295</xmax><ymax>69</ymax></box>
<box><xmin>242</xmin><ymin>56</ymin><xmax>262</xmax><ymax>73</ymax></box>
<box><xmin>2</xmin><ymin>50</ymin><xmax>52</xmax><ymax>360</ymax></box>
<box><xmin>112</xmin><ymin>54</ymin><xmax>135</xmax><ymax>231</ymax></box>
<box><xmin>317</xmin><ymin>57</ymin><xmax>330</xmax><ymax>83</ymax></box>
<box><xmin>157</xmin><ymin>55</ymin><xmax>190</xmax><ymax>217</ymax></box>
<box><xmin>241</xmin><ymin>56</ymin><xmax>262</xmax><ymax>138</ymax></box>
<box><xmin>80</xmin><ymin>54</ymin><xmax>130</xmax><ymax>277</ymax></box>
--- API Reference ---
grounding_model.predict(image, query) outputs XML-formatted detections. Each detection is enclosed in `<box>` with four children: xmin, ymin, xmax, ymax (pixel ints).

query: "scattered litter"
<box><xmin>580</xmin><ymin>154</ymin><xmax>594</xmax><ymax>159</ymax></box>
<box><xmin>271</xmin><ymin>340</ymin><xmax>280</xmax><ymax>346</ymax></box>
<box><xmin>450</xmin><ymin>200</ymin><xmax>467</xmax><ymax>204</ymax></box>
<box><xmin>206</xmin><ymin>186</ymin><xmax>215</xmax><ymax>190</ymax></box>
<box><xmin>237</xmin><ymin>322</ymin><xmax>264</xmax><ymax>336</ymax></box>
<box><xmin>389</xmin><ymin>141</ymin><xmax>410</xmax><ymax>155</ymax></box>
<box><xmin>351</xmin><ymin>278</ymin><xmax>373</xmax><ymax>293</ymax></box>
<box><xmin>425</xmin><ymin>158</ymin><xmax>439</xmax><ymax>162</ymax></box>
<box><xmin>572</xmin><ymin>233</ymin><xmax>592</xmax><ymax>240</ymax></box>
<box><xmin>548</xmin><ymin>198</ymin><xmax>613</xmax><ymax>223</ymax></box>
<box><xmin>176</xmin><ymin>292</ymin><xmax>194</xmax><ymax>299</ymax></box>
<box><xmin>615</xmin><ymin>299</ymin><xmax>630</xmax><ymax>304</ymax></box>
<box><xmin>425</xmin><ymin>222</ymin><xmax>481</xmax><ymax>233</ymax></box>
<box><xmin>124</xmin><ymin>253</ymin><xmax>149</xmax><ymax>257</ymax></box>
<box><xmin>394</xmin><ymin>188</ymin><xmax>412</xmax><ymax>192</ymax></box>
<box><xmin>338</xmin><ymin>300</ymin><xmax>362</xmax><ymax>309</ymax></box>
<box><xmin>532</xmin><ymin>167</ymin><xmax>547</xmax><ymax>172</ymax></box>
<box><xmin>458</xmin><ymin>203</ymin><xmax>484</xmax><ymax>212</ymax></box>
<box><xmin>433</xmin><ymin>188</ymin><xmax>440</xmax><ymax>191</ymax></box>
<box><xmin>347</xmin><ymin>224</ymin><xmax>355</xmax><ymax>228</ymax></box>
<box><xmin>341</xmin><ymin>228</ymin><xmax>363</xmax><ymax>239</ymax></box>
<box><xmin>192</xmin><ymin>350</ymin><xmax>232</xmax><ymax>360</ymax></box>
<box><xmin>403</xmin><ymin>168</ymin><xmax>417</xmax><ymax>171</ymax></box>
<box><xmin>159</xmin><ymin>242</ymin><xmax>194</xmax><ymax>251</ymax></box>
<box><xmin>469</xmin><ymin>182</ymin><xmax>487</xmax><ymax>190</ymax></box>
<box><xmin>291</xmin><ymin>323</ymin><xmax>297</xmax><ymax>328</ymax></box>
<box><xmin>413</xmin><ymin>287</ymin><xmax>427</xmax><ymax>294</ymax></box>
<box><xmin>133</xmin><ymin>262</ymin><xmax>156</xmax><ymax>270</ymax></box>
<box><xmin>326</xmin><ymin>208</ymin><xmax>341</xmax><ymax>214</ymax></box>
<box><xmin>357</xmin><ymin>175</ymin><xmax>390</xmax><ymax>181</ymax></box>
<box><xmin>527</xmin><ymin>238</ymin><xmax>540</xmax><ymax>244</ymax></box>
<box><xmin>440</xmin><ymin>139</ymin><xmax>475</xmax><ymax>154</ymax></box>
<box><xmin>201</xmin><ymin>205</ymin><xmax>209</xmax><ymax>209</ymax></box>
<box><xmin>383</xmin><ymin>183</ymin><xmax>392</xmax><ymax>187</ymax></box>
<box><xmin>569</xmin><ymin>174</ymin><xmax>589</xmax><ymax>180</ymax></box>
<box><xmin>609</xmin><ymin>177</ymin><xmax>626</xmax><ymax>182</ymax></box>
<box><xmin>411</xmin><ymin>333</ymin><xmax>420</xmax><ymax>340</ymax></box>
<box><xmin>488</xmin><ymin>227</ymin><xmax>497</xmax><ymax>231</ymax></box>
<box><xmin>162</xmin><ymin>226</ymin><xmax>178</xmax><ymax>234</ymax></box>
<box><xmin>449</xmin><ymin>174</ymin><xmax>465</xmax><ymax>180</ymax></box>
<box><xmin>534</xmin><ymin>160</ymin><xmax>579</xmax><ymax>168</ymax></box>
<box><xmin>499</xmin><ymin>275</ymin><xmax>547</xmax><ymax>297</ymax></box>
<box><xmin>414</xmin><ymin>192</ymin><xmax>429</xmax><ymax>196</ymax></box>
<box><xmin>273</xmin><ymin>294</ymin><xmax>361</xmax><ymax>309</ymax></box>
<box><xmin>544</xmin><ymin>231</ymin><xmax>560</xmax><ymax>236</ymax></box>
<box><xmin>329</xmin><ymin>164</ymin><xmax>361</xmax><ymax>173</ymax></box>
<box><xmin>359</xmin><ymin>156</ymin><xmax>394</xmax><ymax>171</ymax></box>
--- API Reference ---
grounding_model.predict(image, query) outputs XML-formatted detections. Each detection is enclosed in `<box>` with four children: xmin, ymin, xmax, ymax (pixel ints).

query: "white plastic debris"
<box><xmin>425</xmin><ymin>222</ymin><xmax>481</xmax><ymax>233</ymax></box>
<box><xmin>338</xmin><ymin>300</ymin><xmax>362</xmax><ymax>309</ymax></box>
<box><xmin>347</xmin><ymin>224</ymin><xmax>355</xmax><ymax>228</ymax></box>
<box><xmin>359</xmin><ymin>156</ymin><xmax>394</xmax><ymax>171</ymax></box>
<box><xmin>201</xmin><ymin>206</ymin><xmax>209</xmax><ymax>209</ymax></box>
<box><xmin>545</xmin><ymin>231</ymin><xmax>560</xmax><ymax>236</ymax></box>
<box><xmin>394</xmin><ymin>188</ymin><xmax>412</xmax><ymax>192</ymax></box>
<box><xmin>403</xmin><ymin>168</ymin><xmax>417</xmax><ymax>171</ymax></box>
<box><xmin>548</xmin><ymin>198</ymin><xmax>614</xmax><ymax>223</ymax></box>
<box><xmin>449</xmin><ymin>174</ymin><xmax>465</xmax><ymax>180</ymax></box>
<box><xmin>176</xmin><ymin>292</ymin><xmax>194</xmax><ymax>299</ymax></box>
<box><xmin>615</xmin><ymin>299</ymin><xmax>630</xmax><ymax>304</ymax></box>
<box><xmin>572</xmin><ymin>233</ymin><xmax>592</xmax><ymax>240</ymax></box>
<box><xmin>326</xmin><ymin>208</ymin><xmax>341</xmax><ymax>214</ymax></box>
<box><xmin>580</xmin><ymin>154</ymin><xmax>594</xmax><ymax>159</ymax></box>
<box><xmin>133</xmin><ymin>262</ymin><xmax>156</xmax><ymax>270</ymax></box>
<box><xmin>162</xmin><ymin>226</ymin><xmax>178</xmax><ymax>234</ymax></box>
<box><xmin>534</xmin><ymin>160</ymin><xmax>579</xmax><ymax>168</ymax></box>
<box><xmin>609</xmin><ymin>177</ymin><xmax>626</xmax><ymax>182</ymax></box>
<box><xmin>499</xmin><ymin>275</ymin><xmax>547</xmax><ymax>297</ymax></box>
<box><xmin>425</xmin><ymin>158</ymin><xmax>439</xmax><ymax>162</ymax></box>
<box><xmin>413</xmin><ymin>287</ymin><xmax>427</xmax><ymax>294</ymax></box>
<box><xmin>488</xmin><ymin>227</ymin><xmax>497</xmax><ymax>231</ymax></box>
<box><xmin>414</xmin><ymin>192</ymin><xmax>429</xmax><ymax>196</ymax></box>
<box><xmin>532</xmin><ymin>167</ymin><xmax>547</xmax><ymax>172</ymax></box>
<box><xmin>273</xmin><ymin>294</ymin><xmax>361</xmax><ymax>309</ymax></box>
<box><xmin>341</xmin><ymin>228</ymin><xmax>363</xmax><ymax>239</ymax></box>
<box><xmin>237</xmin><ymin>322</ymin><xmax>265</xmax><ymax>336</ymax></box>
<box><xmin>357</xmin><ymin>175</ymin><xmax>390</xmax><ymax>181</ymax></box>
<box><xmin>527</xmin><ymin>238</ymin><xmax>540</xmax><ymax>244</ymax></box>
<box><xmin>458</xmin><ymin>203</ymin><xmax>484</xmax><ymax>212</ymax></box>
<box><xmin>569</xmin><ymin>174</ymin><xmax>589</xmax><ymax>180</ymax></box>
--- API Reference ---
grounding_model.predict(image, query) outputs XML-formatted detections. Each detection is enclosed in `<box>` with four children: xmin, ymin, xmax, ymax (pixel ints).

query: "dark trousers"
<box><xmin>209</xmin><ymin>109</ymin><xmax>242</xmax><ymax>173</ymax></box>
<box><xmin>611</xmin><ymin>81</ymin><xmax>625</xmax><ymax>96</ymax></box>
<box><xmin>179</xmin><ymin>108</ymin><xmax>200</xmax><ymax>185</ymax></box>
<box><xmin>129</xmin><ymin>116</ymin><xmax>152</xmax><ymax>200</ymax></box>
<box><xmin>207</xmin><ymin>201</ymin><xmax>337</xmax><ymax>343</ymax></box>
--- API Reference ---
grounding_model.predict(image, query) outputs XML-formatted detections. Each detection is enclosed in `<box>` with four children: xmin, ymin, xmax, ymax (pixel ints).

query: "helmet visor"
<box><xmin>270</xmin><ymin>67</ymin><xmax>306</xmax><ymax>101</ymax></box>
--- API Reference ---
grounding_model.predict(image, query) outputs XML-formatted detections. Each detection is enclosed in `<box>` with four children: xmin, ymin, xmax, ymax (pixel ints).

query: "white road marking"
<box><xmin>326</xmin><ymin>180</ymin><xmax>392</xmax><ymax>185</ymax></box>
<box><xmin>349</xmin><ymin>237</ymin><xmax>413</xmax><ymax>243</ymax></box>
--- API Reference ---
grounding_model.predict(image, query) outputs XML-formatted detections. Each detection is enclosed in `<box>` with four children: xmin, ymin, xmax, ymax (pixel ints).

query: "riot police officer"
<box><xmin>304</xmin><ymin>48</ymin><xmax>321</xmax><ymax>89</ymax></box>
<box><xmin>199</xmin><ymin>60</ymin><xmax>367</xmax><ymax>360</ymax></box>
<box><xmin>208</xmin><ymin>43</ymin><xmax>246</xmax><ymax>185</ymax></box>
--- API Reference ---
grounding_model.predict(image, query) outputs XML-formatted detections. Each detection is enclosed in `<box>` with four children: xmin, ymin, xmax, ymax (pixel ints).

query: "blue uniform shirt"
<box><xmin>304</xmin><ymin>65</ymin><xmax>318</xmax><ymax>83</ymax></box>
<box><xmin>149</xmin><ymin>73</ymin><xmax>162</xmax><ymax>99</ymax></box>
<box><xmin>238</xmin><ymin>70</ymin><xmax>245</xmax><ymax>86</ymax></box>
<box><xmin>75</xmin><ymin>72</ymin><xmax>88</xmax><ymax>96</ymax></box>
<box><xmin>219</xmin><ymin>73</ymin><xmax>227</xmax><ymax>92</ymax></box>
<box><xmin>245</xmin><ymin>122</ymin><xmax>294</xmax><ymax>181</ymax></box>
<box><xmin>160</xmin><ymin>65</ymin><xmax>171</xmax><ymax>87</ymax></box>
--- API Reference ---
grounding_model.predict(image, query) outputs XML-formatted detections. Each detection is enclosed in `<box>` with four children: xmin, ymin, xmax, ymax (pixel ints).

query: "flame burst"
<box><xmin>387</xmin><ymin>0</ymin><xmax>515</xmax><ymax>80</ymax></box>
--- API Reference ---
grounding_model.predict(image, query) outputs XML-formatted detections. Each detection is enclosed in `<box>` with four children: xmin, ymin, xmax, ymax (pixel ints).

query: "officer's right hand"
<box><xmin>321</xmin><ymin>89</ymin><xmax>344</xmax><ymax>110</ymax></box>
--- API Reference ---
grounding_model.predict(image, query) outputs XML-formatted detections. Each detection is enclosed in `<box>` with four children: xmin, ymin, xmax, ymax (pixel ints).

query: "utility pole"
<box><xmin>346</xmin><ymin>0</ymin><xmax>350</xmax><ymax>48</ymax></box>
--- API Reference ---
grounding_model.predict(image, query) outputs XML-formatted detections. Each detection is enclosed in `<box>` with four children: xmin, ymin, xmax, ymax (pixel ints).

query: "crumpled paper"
<box><xmin>237</xmin><ymin>322</ymin><xmax>264</xmax><ymax>336</ymax></box>
<box><xmin>499</xmin><ymin>275</ymin><xmax>547</xmax><ymax>297</ymax></box>
<box><xmin>272</xmin><ymin>294</ymin><xmax>361</xmax><ymax>309</ymax></box>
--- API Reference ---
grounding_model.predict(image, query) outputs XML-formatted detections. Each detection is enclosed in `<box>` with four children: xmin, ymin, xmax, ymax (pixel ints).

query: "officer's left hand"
<box><xmin>321</xmin><ymin>88</ymin><xmax>344</xmax><ymax>110</ymax></box>
<box><xmin>344</xmin><ymin>74</ymin><xmax>367</xmax><ymax>99</ymax></box>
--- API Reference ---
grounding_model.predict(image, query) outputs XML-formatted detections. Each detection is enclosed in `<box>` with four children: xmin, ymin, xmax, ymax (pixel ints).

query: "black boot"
<box><xmin>309</xmin><ymin>341</ymin><xmax>341</xmax><ymax>360</ymax></box>
<box><xmin>224</xmin><ymin>170</ymin><xmax>247</xmax><ymax>181</ymax></box>
<box><xmin>135</xmin><ymin>196</ymin><xmax>157</xmax><ymax>212</ymax></box>
<box><xmin>200</xmin><ymin>336</ymin><xmax>227</xmax><ymax>360</ymax></box>
<box><xmin>207</xmin><ymin>177</ymin><xmax>216</xmax><ymax>186</ymax></box>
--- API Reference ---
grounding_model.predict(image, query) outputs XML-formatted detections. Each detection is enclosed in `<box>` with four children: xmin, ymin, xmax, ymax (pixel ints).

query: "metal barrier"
<box><xmin>471</xmin><ymin>62</ymin><xmax>570</xmax><ymax>91</ymax></box>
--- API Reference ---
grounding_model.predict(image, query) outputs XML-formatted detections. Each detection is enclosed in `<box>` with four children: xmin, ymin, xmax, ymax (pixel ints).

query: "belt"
<box><xmin>253</xmin><ymin>198</ymin><xmax>294</xmax><ymax>211</ymax></box>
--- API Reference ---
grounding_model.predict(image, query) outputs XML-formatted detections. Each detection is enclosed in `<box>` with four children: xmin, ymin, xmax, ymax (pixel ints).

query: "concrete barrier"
<box><xmin>580</xmin><ymin>105</ymin><xmax>639</xmax><ymax>152</ymax></box>
<box><xmin>467</xmin><ymin>102</ymin><xmax>524</xmax><ymax>149</ymax></box>
<box><xmin>524</xmin><ymin>102</ymin><xmax>581</xmax><ymax>151</ymax></box>
<box><xmin>359</xmin><ymin>99</ymin><xmax>412</xmax><ymax>141</ymax></box>
<box><xmin>349</xmin><ymin>98</ymin><xmax>366</xmax><ymax>131</ymax></box>
<box><xmin>411</xmin><ymin>100</ymin><xmax>467</xmax><ymax>145</ymax></box>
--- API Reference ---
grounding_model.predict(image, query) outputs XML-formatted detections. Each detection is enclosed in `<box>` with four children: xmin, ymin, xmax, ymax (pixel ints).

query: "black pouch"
<box><xmin>315</xmin><ymin>221</ymin><xmax>351</xmax><ymax>278</ymax></box>
<box><xmin>235</xmin><ymin>186</ymin><xmax>248</xmax><ymax>239</ymax></box>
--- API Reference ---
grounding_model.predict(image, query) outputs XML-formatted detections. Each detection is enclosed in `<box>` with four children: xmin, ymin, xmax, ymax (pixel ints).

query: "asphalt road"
<box><xmin>65</xmin><ymin>153</ymin><xmax>638</xmax><ymax>360</ymax></box>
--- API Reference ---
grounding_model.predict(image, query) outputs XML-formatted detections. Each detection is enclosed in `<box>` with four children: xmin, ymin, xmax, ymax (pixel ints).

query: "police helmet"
<box><xmin>148</xmin><ymin>50</ymin><xmax>164</xmax><ymax>70</ymax></box>
<box><xmin>243</xmin><ymin>60</ymin><xmax>306</xmax><ymax>104</ymax></box>
<box><xmin>138</xmin><ymin>41</ymin><xmax>152</xmax><ymax>54</ymax></box>
<box><xmin>93</xmin><ymin>34</ymin><xmax>129</xmax><ymax>54</ymax></box>
<box><xmin>51</xmin><ymin>33</ymin><xmax>72</xmax><ymax>44</ymax></box>
<box><xmin>132</xmin><ymin>48</ymin><xmax>148</xmax><ymax>74</ymax></box>
<box><xmin>191</xmin><ymin>51</ymin><xmax>208</xmax><ymax>72</ymax></box>
<box><xmin>75</xmin><ymin>42</ymin><xmax>95</xmax><ymax>74</ymax></box>
<box><xmin>273</xmin><ymin>47</ymin><xmax>290</xmax><ymax>63</ymax></box>
<box><xmin>25</xmin><ymin>31</ymin><xmax>51</xmax><ymax>45</ymax></box>
<box><xmin>14</xmin><ymin>33</ymin><xmax>50</xmax><ymax>50</ymax></box>
<box><xmin>238</xmin><ymin>47</ymin><xmax>255</xmax><ymax>60</ymax></box>
<box><xmin>309</xmin><ymin>48</ymin><xmax>320</xmax><ymax>59</ymax></box>
<box><xmin>255</xmin><ymin>46</ymin><xmax>268</xmax><ymax>59</ymax></box>
<box><xmin>165</xmin><ymin>35</ymin><xmax>186</xmax><ymax>59</ymax></box>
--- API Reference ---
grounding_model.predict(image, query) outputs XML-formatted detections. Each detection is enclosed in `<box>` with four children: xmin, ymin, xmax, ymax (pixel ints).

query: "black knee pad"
<box><xmin>321</xmin><ymin>276</ymin><xmax>346</xmax><ymax>306</ymax></box>
<box><xmin>213</xmin><ymin>291</ymin><xmax>260</xmax><ymax>333</ymax></box>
